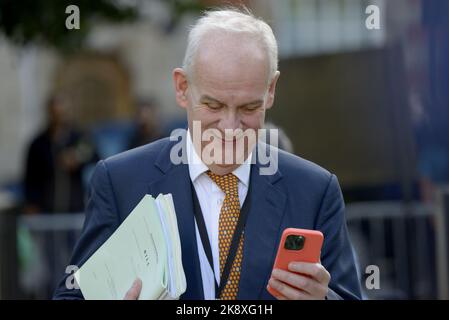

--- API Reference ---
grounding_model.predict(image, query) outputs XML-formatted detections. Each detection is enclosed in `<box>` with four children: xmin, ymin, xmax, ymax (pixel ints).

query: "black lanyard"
<box><xmin>191</xmin><ymin>180</ymin><xmax>251</xmax><ymax>299</ymax></box>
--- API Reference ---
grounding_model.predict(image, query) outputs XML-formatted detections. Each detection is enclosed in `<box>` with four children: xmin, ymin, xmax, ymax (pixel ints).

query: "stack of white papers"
<box><xmin>74</xmin><ymin>194</ymin><xmax>186</xmax><ymax>300</ymax></box>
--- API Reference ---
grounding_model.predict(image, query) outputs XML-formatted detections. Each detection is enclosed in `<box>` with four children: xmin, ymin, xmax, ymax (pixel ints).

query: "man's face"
<box><xmin>48</xmin><ymin>98</ymin><xmax>70</xmax><ymax>127</ymax></box>
<box><xmin>174</xmin><ymin>32</ymin><xmax>280</xmax><ymax>174</ymax></box>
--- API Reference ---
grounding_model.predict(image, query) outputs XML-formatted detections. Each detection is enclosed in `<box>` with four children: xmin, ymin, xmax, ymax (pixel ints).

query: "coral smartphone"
<box><xmin>267</xmin><ymin>228</ymin><xmax>324</xmax><ymax>298</ymax></box>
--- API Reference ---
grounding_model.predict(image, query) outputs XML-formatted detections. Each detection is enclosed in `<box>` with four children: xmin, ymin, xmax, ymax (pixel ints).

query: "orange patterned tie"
<box><xmin>207</xmin><ymin>171</ymin><xmax>244</xmax><ymax>300</ymax></box>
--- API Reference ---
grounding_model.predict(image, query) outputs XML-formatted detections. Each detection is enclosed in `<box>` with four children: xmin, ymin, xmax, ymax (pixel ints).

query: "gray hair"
<box><xmin>182</xmin><ymin>8</ymin><xmax>278</xmax><ymax>82</ymax></box>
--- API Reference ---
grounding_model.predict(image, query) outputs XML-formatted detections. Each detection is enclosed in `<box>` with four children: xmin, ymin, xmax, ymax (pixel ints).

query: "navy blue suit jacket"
<box><xmin>53</xmin><ymin>136</ymin><xmax>362</xmax><ymax>300</ymax></box>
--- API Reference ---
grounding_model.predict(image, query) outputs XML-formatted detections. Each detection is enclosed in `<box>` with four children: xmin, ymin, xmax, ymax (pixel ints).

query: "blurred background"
<box><xmin>0</xmin><ymin>0</ymin><xmax>448</xmax><ymax>300</ymax></box>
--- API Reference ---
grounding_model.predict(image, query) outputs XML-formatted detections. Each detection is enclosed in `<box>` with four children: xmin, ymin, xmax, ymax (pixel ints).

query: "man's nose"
<box><xmin>218</xmin><ymin>110</ymin><xmax>241</xmax><ymax>131</ymax></box>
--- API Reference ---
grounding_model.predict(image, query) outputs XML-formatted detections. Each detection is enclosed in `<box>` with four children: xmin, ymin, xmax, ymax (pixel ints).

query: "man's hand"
<box><xmin>124</xmin><ymin>278</ymin><xmax>142</xmax><ymax>300</ymax></box>
<box><xmin>59</xmin><ymin>148</ymin><xmax>80</xmax><ymax>172</ymax></box>
<box><xmin>267</xmin><ymin>262</ymin><xmax>330</xmax><ymax>300</ymax></box>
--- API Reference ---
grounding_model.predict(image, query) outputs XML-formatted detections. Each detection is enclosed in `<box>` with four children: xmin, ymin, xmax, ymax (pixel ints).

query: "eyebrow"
<box><xmin>200</xmin><ymin>95</ymin><xmax>263</xmax><ymax>108</ymax></box>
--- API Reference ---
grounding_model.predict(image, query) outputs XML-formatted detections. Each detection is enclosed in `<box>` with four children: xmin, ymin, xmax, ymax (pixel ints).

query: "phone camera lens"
<box><xmin>284</xmin><ymin>235</ymin><xmax>305</xmax><ymax>250</ymax></box>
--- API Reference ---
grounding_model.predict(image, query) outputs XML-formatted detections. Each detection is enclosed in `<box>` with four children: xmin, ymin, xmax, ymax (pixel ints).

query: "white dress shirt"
<box><xmin>186</xmin><ymin>129</ymin><xmax>251</xmax><ymax>300</ymax></box>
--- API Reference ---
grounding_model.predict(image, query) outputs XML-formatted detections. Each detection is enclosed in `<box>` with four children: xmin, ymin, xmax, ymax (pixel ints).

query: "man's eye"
<box><xmin>243</xmin><ymin>105</ymin><xmax>261</xmax><ymax>112</ymax></box>
<box><xmin>204</xmin><ymin>103</ymin><xmax>222</xmax><ymax>110</ymax></box>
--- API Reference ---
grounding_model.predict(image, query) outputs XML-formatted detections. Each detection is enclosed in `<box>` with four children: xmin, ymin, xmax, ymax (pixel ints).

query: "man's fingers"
<box><xmin>266</xmin><ymin>285</ymin><xmax>288</xmax><ymax>300</ymax></box>
<box><xmin>288</xmin><ymin>262</ymin><xmax>331</xmax><ymax>285</ymax></box>
<box><xmin>124</xmin><ymin>278</ymin><xmax>142</xmax><ymax>300</ymax></box>
<box><xmin>268</xmin><ymin>278</ymin><xmax>310</xmax><ymax>300</ymax></box>
<box><xmin>272</xmin><ymin>268</ymin><xmax>327</xmax><ymax>297</ymax></box>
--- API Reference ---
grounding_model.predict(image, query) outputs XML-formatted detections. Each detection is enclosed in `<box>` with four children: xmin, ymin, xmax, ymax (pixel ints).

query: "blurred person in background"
<box><xmin>23</xmin><ymin>94</ymin><xmax>98</xmax><ymax>214</ymax></box>
<box><xmin>127</xmin><ymin>97</ymin><xmax>164</xmax><ymax>150</ymax></box>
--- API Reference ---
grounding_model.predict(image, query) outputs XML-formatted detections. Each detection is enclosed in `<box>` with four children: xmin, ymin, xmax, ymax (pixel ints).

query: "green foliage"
<box><xmin>0</xmin><ymin>0</ymin><xmax>209</xmax><ymax>52</ymax></box>
<box><xmin>0</xmin><ymin>0</ymin><xmax>137</xmax><ymax>51</ymax></box>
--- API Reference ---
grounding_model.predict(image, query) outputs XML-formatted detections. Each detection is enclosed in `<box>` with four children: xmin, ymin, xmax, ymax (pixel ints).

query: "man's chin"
<box><xmin>215</xmin><ymin>162</ymin><xmax>237</xmax><ymax>168</ymax></box>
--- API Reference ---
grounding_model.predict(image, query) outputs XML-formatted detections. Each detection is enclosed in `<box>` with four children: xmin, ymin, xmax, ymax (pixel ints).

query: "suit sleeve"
<box><xmin>315</xmin><ymin>174</ymin><xmax>363</xmax><ymax>300</ymax></box>
<box><xmin>53</xmin><ymin>160</ymin><xmax>120</xmax><ymax>299</ymax></box>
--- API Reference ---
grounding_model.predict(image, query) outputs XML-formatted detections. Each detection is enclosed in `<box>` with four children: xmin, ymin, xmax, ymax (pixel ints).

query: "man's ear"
<box><xmin>173</xmin><ymin>68</ymin><xmax>189</xmax><ymax>109</ymax></box>
<box><xmin>266</xmin><ymin>71</ymin><xmax>280</xmax><ymax>110</ymax></box>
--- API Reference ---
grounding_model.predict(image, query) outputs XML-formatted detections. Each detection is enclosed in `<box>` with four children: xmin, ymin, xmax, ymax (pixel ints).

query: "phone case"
<box><xmin>267</xmin><ymin>228</ymin><xmax>324</xmax><ymax>298</ymax></box>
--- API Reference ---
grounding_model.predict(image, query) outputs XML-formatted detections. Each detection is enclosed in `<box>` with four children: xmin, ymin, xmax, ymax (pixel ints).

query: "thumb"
<box><xmin>124</xmin><ymin>278</ymin><xmax>142</xmax><ymax>300</ymax></box>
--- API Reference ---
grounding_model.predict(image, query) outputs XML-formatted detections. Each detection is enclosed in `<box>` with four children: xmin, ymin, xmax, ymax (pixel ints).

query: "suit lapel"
<box><xmin>238</xmin><ymin>146</ymin><xmax>288</xmax><ymax>299</ymax></box>
<box><xmin>147</xmin><ymin>138</ymin><xmax>204</xmax><ymax>300</ymax></box>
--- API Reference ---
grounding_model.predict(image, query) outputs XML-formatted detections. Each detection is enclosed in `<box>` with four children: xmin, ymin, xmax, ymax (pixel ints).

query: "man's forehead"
<box><xmin>193</xmin><ymin>31</ymin><xmax>269</xmax><ymax>75</ymax></box>
<box><xmin>192</xmin><ymin>62</ymin><xmax>267</xmax><ymax>86</ymax></box>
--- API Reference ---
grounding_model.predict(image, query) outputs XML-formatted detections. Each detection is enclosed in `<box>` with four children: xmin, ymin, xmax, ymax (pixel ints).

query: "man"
<box><xmin>24</xmin><ymin>93</ymin><xmax>98</xmax><ymax>297</ymax></box>
<box><xmin>54</xmin><ymin>8</ymin><xmax>361</xmax><ymax>300</ymax></box>
<box><xmin>24</xmin><ymin>94</ymin><xmax>97</xmax><ymax>214</ymax></box>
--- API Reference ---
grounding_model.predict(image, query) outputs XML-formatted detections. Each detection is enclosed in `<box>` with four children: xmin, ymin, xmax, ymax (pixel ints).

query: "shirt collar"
<box><xmin>186</xmin><ymin>129</ymin><xmax>251</xmax><ymax>187</ymax></box>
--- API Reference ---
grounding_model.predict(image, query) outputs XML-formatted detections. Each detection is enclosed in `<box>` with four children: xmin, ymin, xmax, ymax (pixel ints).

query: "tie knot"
<box><xmin>207</xmin><ymin>171</ymin><xmax>239</xmax><ymax>195</ymax></box>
